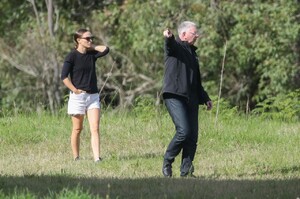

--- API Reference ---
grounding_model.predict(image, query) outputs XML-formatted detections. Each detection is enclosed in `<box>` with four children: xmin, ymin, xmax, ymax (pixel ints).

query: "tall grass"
<box><xmin>0</xmin><ymin>103</ymin><xmax>300</xmax><ymax>198</ymax></box>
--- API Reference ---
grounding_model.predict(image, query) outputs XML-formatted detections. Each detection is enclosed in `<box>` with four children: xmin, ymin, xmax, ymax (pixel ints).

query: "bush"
<box><xmin>252</xmin><ymin>90</ymin><xmax>300</xmax><ymax>121</ymax></box>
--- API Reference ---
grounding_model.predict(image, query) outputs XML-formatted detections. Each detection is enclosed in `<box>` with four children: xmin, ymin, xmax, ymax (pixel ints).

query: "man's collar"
<box><xmin>176</xmin><ymin>36</ymin><xmax>197</xmax><ymax>50</ymax></box>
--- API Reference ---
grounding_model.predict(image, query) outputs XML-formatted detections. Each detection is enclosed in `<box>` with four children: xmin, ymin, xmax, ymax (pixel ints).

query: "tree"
<box><xmin>89</xmin><ymin>0</ymin><xmax>195</xmax><ymax>107</ymax></box>
<box><xmin>0</xmin><ymin>0</ymin><xmax>63</xmax><ymax>113</ymax></box>
<box><xmin>190</xmin><ymin>0</ymin><xmax>300</xmax><ymax>110</ymax></box>
<box><xmin>1</xmin><ymin>0</ymin><xmax>300</xmax><ymax>113</ymax></box>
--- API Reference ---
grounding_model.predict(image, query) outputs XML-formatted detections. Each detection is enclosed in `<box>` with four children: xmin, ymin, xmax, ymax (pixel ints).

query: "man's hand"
<box><xmin>206</xmin><ymin>101</ymin><xmax>213</xmax><ymax>110</ymax></box>
<box><xmin>163</xmin><ymin>28</ymin><xmax>173</xmax><ymax>38</ymax></box>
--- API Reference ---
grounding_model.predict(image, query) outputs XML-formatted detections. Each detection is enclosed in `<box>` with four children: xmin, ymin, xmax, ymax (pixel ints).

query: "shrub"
<box><xmin>252</xmin><ymin>90</ymin><xmax>300</xmax><ymax>121</ymax></box>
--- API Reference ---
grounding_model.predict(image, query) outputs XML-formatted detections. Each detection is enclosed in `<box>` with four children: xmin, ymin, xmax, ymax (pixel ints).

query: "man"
<box><xmin>162</xmin><ymin>21</ymin><xmax>213</xmax><ymax>177</ymax></box>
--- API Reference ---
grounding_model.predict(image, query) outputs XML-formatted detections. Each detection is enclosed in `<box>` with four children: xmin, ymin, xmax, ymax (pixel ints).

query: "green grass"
<box><xmin>0</xmin><ymin>106</ymin><xmax>300</xmax><ymax>198</ymax></box>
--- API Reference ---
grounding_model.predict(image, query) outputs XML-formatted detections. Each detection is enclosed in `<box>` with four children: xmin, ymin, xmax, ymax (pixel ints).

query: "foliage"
<box><xmin>132</xmin><ymin>96</ymin><xmax>159</xmax><ymax>122</ymax></box>
<box><xmin>0</xmin><ymin>0</ymin><xmax>31</xmax><ymax>39</ymax></box>
<box><xmin>0</xmin><ymin>0</ymin><xmax>300</xmax><ymax>114</ymax></box>
<box><xmin>50</xmin><ymin>188</ymin><xmax>98</xmax><ymax>199</ymax></box>
<box><xmin>0</xmin><ymin>189</ymin><xmax>37</xmax><ymax>199</ymax></box>
<box><xmin>252</xmin><ymin>89</ymin><xmax>300</xmax><ymax>121</ymax></box>
<box><xmin>89</xmin><ymin>0</ymin><xmax>195</xmax><ymax>107</ymax></box>
<box><xmin>210</xmin><ymin>95</ymin><xmax>239</xmax><ymax>119</ymax></box>
<box><xmin>199</xmin><ymin>1</ymin><xmax>300</xmax><ymax>110</ymax></box>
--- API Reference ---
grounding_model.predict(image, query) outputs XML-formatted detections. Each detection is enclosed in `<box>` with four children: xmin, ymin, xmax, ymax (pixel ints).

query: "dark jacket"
<box><xmin>162</xmin><ymin>35</ymin><xmax>210</xmax><ymax>105</ymax></box>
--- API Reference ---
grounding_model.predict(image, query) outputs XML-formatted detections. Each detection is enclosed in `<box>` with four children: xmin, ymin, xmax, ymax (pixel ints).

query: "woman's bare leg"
<box><xmin>71</xmin><ymin>114</ymin><xmax>84</xmax><ymax>159</ymax></box>
<box><xmin>87</xmin><ymin>108</ymin><xmax>100</xmax><ymax>161</ymax></box>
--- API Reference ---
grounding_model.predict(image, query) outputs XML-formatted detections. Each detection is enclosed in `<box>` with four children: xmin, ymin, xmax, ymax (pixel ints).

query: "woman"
<box><xmin>61</xmin><ymin>28</ymin><xmax>109</xmax><ymax>162</ymax></box>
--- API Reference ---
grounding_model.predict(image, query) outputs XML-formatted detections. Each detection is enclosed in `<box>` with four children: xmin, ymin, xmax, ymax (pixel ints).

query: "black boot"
<box><xmin>180</xmin><ymin>164</ymin><xmax>195</xmax><ymax>178</ymax></box>
<box><xmin>162</xmin><ymin>161</ymin><xmax>172</xmax><ymax>177</ymax></box>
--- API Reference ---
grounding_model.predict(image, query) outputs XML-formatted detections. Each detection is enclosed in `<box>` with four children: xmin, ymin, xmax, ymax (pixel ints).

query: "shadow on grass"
<box><xmin>0</xmin><ymin>175</ymin><xmax>300</xmax><ymax>198</ymax></box>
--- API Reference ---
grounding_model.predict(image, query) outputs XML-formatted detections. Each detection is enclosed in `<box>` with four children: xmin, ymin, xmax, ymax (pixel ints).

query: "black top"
<box><xmin>162</xmin><ymin>35</ymin><xmax>210</xmax><ymax>104</ymax></box>
<box><xmin>61</xmin><ymin>47</ymin><xmax>109</xmax><ymax>93</ymax></box>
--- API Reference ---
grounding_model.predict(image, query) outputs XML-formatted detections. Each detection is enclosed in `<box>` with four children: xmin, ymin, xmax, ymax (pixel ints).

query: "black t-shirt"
<box><xmin>61</xmin><ymin>48</ymin><xmax>109</xmax><ymax>93</ymax></box>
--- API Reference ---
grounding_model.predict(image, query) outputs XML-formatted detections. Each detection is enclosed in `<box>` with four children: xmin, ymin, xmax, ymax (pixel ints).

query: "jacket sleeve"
<box><xmin>198</xmin><ymin>73</ymin><xmax>210</xmax><ymax>104</ymax></box>
<box><xmin>199</xmin><ymin>85</ymin><xmax>210</xmax><ymax>105</ymax></box>
<box><xmin>164</xmin><ymin>35</ymin><xmax>176</xmax><ymax>56</ymax></box>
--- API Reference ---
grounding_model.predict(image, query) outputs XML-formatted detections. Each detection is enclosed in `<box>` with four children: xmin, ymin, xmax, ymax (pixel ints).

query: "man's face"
<box><xmin>182</xmin><ymin>26</ymin><xmax>199</xmax><ymax>45</ymax></box>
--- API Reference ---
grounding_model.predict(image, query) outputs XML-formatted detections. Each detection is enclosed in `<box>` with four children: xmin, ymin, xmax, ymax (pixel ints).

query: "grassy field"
<box><xmin>0</xmin><ymin>105</ymin><xmax>300</xmax><ymax>198</ymax></box>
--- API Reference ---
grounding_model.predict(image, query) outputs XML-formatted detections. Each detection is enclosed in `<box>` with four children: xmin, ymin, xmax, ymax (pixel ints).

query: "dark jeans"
<box><xmin>163</xmin><ymin>95</ymin><xmax>199</xmax><ymax>175</ymax></box>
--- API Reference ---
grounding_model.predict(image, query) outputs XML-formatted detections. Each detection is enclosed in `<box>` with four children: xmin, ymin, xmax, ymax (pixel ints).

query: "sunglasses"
<box><xmin>189</xmin><ymin>31</ymin><xmax>199</xmax><ymax>37</ymax></box>
<box><xmin>81</xmin><ymin>36</ymin><xmax>94</xmax><ymax>42</ymax></box>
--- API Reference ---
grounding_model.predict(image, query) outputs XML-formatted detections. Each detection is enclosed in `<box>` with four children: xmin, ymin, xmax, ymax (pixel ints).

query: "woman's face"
<box><xmin>77</xmin><ymin>31</ymin><xmax>94</xmax><ymax>48</ymax></box>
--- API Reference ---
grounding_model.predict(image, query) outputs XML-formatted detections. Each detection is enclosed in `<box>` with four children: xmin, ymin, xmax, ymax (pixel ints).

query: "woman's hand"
<box><xmin>73</xmin><ymin>89</ymin><xmax>82</xmax><ymax>94</ymax></box>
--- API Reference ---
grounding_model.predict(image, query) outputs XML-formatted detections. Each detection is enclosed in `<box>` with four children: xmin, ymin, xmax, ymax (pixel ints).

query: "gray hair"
<box><xmin>177</xmin><ymin>21</ymin><xmax>197</xmax><ymax>35</ymax></box>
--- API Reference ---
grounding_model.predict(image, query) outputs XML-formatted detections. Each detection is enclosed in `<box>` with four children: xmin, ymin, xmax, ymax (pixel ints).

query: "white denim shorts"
<box><xmin>67</xmin><ymin>92</ymin><xmax>100</xmax><ymax>115</ymax></box>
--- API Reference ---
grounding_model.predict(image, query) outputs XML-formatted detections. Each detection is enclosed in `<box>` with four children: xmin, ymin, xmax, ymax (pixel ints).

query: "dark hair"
<box><xmin>73</xmin><ymin>28</ymin><xmax>89</xmax><ymax>48</ymax></box>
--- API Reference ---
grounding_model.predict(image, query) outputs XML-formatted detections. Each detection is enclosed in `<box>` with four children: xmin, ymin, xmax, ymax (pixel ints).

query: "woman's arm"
<box><xmin>62</xmin><ymin>77</ymin><xmax>81</xmax><ymax>94</ymax></box>
<box><xmin>92</xmin><ymin>45</ymin><xmax>108</xmax><ymax>53</ymax></box>
<box><xmin>90</xmin><ymin>45</ymin><xmax>110</xmax><ymax>57</ymax></box>
<box><xmin>61</xmin><ymin>61</ymin><xmax>82</xmax><ymax>94</ymax></box>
